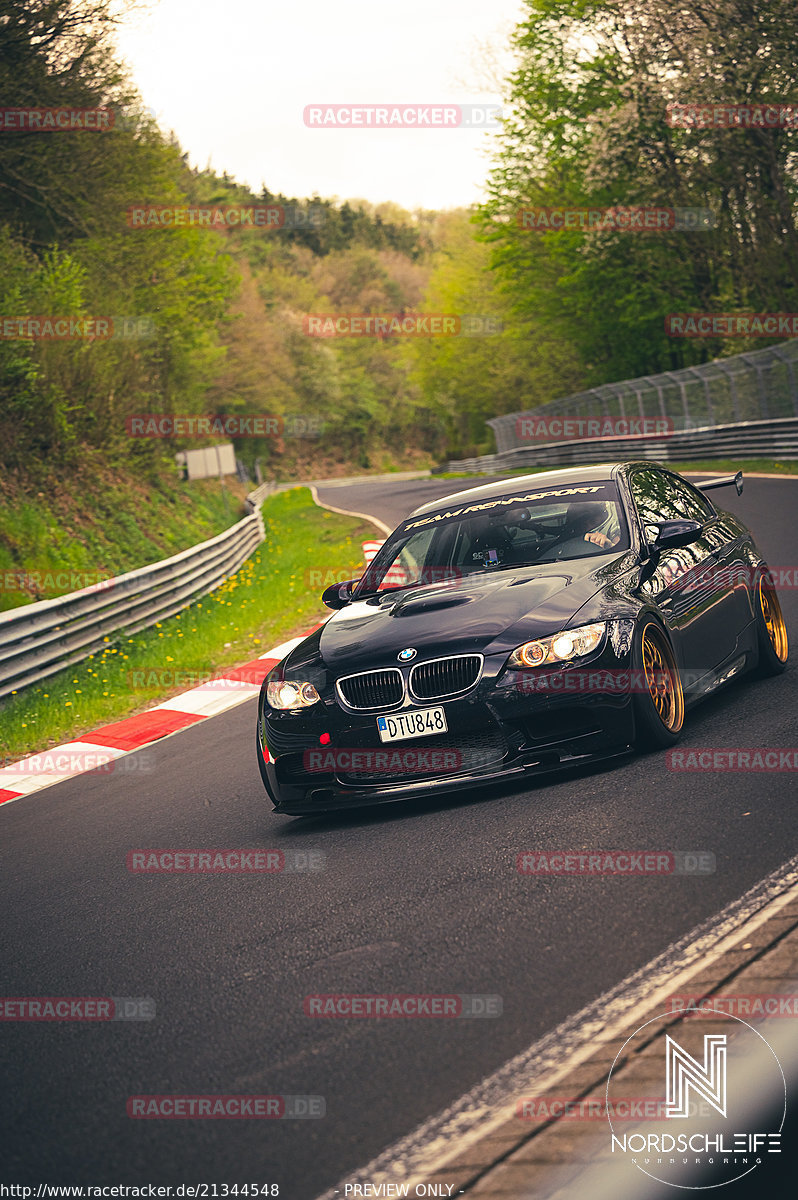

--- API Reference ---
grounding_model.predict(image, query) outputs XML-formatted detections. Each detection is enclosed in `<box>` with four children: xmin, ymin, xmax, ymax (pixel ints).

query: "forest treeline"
<box><xmin>2</xmin><ymin>0</ymin><xmax>797</xmax><ymax>486</ymax></box>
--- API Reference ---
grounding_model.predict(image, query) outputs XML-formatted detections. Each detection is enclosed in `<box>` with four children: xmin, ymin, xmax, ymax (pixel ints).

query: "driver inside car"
<box><xmin>562</xmin><ymin>501</ymin><xmax>621</xmax><ymax>550</ymax></box>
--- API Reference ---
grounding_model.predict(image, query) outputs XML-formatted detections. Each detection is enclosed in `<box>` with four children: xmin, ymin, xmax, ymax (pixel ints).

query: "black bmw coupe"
<box><xmin>257</xmin><ymin>462</ymin><xmax>788</xmax><ymax>814</ymax></box>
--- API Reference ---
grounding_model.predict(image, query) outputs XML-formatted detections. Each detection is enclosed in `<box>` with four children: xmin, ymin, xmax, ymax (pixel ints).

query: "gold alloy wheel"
<box><xmin>758</xmin><ymin>575</ymin><xmax>789</xmax><ymax>662</ymax></box>
<box><xmin>641</xmin><ymin>623</ymin><xmax>685</xmax><ymax>732</ymax></box>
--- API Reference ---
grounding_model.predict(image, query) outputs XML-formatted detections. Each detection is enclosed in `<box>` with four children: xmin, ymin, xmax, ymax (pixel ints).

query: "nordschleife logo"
<box><xmin>606</xmin><ymin>1012</ymin><xmax>785</xmax><ymax>1188</ymax></box>
<box><xmin>666</xmin><ymin>1033</ymin><xmax>727</xmax><ymax>1118</ymax></box>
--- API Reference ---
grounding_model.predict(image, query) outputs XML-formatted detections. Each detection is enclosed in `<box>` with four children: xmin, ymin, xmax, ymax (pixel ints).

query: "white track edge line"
<box><xmin>309</xmin><ymin>484</ymin><xmax>393</xmax><ymax>536</ymax></box>
<box><xmin>0</xmin><ymin>719</ymin><xmax>210</xmax><ymax>809</ymax></box>
<box><xmin>315</xmin><ymin>856</ymin><xmax>798</xmax><ymax>1198</ymax></box>
<box><xmin>0</xmin><ymin>639</ymin><xmax>308</xmax><ymax>810</ymax></box>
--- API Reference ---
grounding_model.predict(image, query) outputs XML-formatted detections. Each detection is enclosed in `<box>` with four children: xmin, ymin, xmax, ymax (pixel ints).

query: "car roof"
<box><xmin>408</xmin><ymin>462</ymin><xmax>629</xmax><ymax>517</ymax></box>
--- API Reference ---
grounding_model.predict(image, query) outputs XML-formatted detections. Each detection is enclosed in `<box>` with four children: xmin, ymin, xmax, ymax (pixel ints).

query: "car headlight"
<box><xmin>266</xmin><ymin>680</ymin><xmax>321</xmax><ymax>710</ymax></box>
<box><xmin>508</xmin><ymin>622</ymin><xmax>606</xmax><ymax>668</ymax></box>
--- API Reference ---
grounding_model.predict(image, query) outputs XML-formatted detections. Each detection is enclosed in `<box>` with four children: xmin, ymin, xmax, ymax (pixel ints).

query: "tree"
<box><xmin>479</xmin><ymin>0</ymin><xmax>798</xmax><ymax>388</ymax></box>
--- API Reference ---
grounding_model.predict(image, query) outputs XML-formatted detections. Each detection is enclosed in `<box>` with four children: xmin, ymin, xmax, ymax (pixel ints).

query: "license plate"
<box><xmin>376</xmin><ymin>707</ymin><xmax>447</xmax><ymax>743</ymax></box>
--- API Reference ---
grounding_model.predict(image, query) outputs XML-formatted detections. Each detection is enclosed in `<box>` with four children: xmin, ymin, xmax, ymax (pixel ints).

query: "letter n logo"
<box><xmin>665</xmin><ymin>1034</ymin><xmax>727</xmax><ymax>1118</ymax></box>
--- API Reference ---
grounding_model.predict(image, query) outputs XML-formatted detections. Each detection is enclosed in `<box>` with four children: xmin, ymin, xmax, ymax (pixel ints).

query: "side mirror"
<box><xmin>322</xmin><ymin>579</ymin><xmax>357</xmax><ymax>610</ymax></box>
<box><xmin>652</xmin><ymin>519</ymin><xmax>704</xmax><ymax>551</ymax></box>
<box><xmin>637</xmin><ymin>520</ymin><xmax>703</xmax><ymax>589</ymax></box>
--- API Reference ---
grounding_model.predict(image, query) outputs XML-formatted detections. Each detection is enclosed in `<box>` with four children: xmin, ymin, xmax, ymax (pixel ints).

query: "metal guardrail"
<box><xmin>487</xmin><ymin>338</ymin><xmax>798</xmax><ymax>454</ymax></box>
<box><xmin>0</xmin><ymin>488</ymin><xmax>269</xmax><ymax>702</ymax></box>
<box><xmin>444</xmin><ymin>416</ymin><xmax>798</xmax><ymax>475</ymax></box>
<box><xmin>245</xmin><ymin>481</ymin><xmax>281</xmax><ymax>510</ymax></box>
<box><xmin>0</xmin><ymin>474</ymin><xmax>435</xmax><ymax>702</ymax></box>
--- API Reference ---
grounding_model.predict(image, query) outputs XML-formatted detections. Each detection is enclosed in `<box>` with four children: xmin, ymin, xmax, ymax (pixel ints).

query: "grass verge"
<box><xmin>0</xmin><ymin>488</ymin><xmax>370</xmax><ymax>764</ymax></box>
<box><xmin>0</xmin><ymin>453</ymin><xmax>250</xmax><ymax>612</ymax></box>
<box><xmin>435</xmin><ymin>459</ymin><xmax>798</xmax><ymax>480</ymax></box>
<box><xmin>669</xmin><ymin>459</ymin><xmax>798</xmax><ymax>476</ymax></box>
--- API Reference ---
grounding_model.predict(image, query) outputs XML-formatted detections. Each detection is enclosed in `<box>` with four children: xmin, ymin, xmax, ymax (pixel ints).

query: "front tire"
<box><xmin>753</xmin><ymin>568</ymin><xmax>789</xmax><ymax>677</ymax></box>
<box><xmin>632</xmin><ymin>619</ymin><xmax>685</xmax><ymax>751</ymax></box>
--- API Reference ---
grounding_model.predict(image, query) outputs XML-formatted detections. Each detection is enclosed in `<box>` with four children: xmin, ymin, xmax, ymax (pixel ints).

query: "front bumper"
<box><xmin>257</xmin><ymin>641</ymin><xmax>637</xmax><ymax>814</ymax></box>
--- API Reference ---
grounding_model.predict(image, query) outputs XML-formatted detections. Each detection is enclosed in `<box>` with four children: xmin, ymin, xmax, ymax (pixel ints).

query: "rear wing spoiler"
<box><xmin>694</xmin><ymin>470</ymin><xmax>744</xmax><ymax>496</ymax></box>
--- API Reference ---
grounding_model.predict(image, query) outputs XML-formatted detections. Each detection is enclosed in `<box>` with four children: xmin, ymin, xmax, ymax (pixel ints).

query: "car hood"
<box><xmin>312</xmin><ymin>554</ymin><xmax>635</xmax><ymax>672</ymax></box>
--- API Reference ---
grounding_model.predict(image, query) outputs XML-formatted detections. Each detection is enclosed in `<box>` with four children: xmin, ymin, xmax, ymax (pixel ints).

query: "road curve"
<box><xmin>1</xmin><ymin>474</ymin><xmax>796</xmax><ymax>1198</ymax></box>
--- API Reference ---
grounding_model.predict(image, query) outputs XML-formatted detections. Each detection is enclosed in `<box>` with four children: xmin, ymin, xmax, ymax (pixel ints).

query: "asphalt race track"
<box><xmin>1</xmin><ymin>473</ymin><xmax>796</xmax><ymax>1198</ymax></box>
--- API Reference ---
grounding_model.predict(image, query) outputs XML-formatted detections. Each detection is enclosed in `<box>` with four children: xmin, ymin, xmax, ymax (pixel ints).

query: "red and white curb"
<box><xmin>0</xmin><ymin>635</ymin><xmax>310</xmax><ymax>810</ymax></box>
<box><xmin>0</xmin><ymin>532</ymin><xmax>385</xmax><ymax>811</ymax></box>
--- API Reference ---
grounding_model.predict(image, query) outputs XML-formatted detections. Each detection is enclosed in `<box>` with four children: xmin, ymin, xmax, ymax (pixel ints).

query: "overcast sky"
<box><xmin>115</xmin><ymin>0</ymin><xmax>525</xmax><ymax>211</ymax></box>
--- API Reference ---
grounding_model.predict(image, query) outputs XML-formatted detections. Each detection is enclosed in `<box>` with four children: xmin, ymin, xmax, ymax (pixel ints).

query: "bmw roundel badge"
<box><xmin>398</xmin><ymin>647</ymin><xmax>417</xmax><ymax>662</ymax></box>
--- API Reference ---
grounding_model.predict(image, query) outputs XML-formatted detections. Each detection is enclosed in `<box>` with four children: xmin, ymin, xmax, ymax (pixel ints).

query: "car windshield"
<box><xmin>354</xmin><ymin>481</ymin><xmax>629</xmax><ymax>595</ymax></box>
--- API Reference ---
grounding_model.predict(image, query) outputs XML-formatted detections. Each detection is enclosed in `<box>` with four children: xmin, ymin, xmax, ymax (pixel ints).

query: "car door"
<box><xmin>628</xmin><ymin>467</ymin><xmax>741</xmax><ymax>684</ymax></box>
